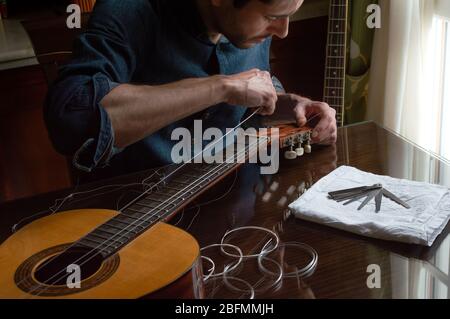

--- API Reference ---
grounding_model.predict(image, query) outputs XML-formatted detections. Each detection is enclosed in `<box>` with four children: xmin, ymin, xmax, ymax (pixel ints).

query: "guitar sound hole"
<box><xmin>15</xmin><ymin>244</ymin><xmax>120</xmax><ymax>296</ymax></box>
<box><xmin>34</xmin><ymin>247</ymin><xmax>103</xmax><ymax>286</ymax></box>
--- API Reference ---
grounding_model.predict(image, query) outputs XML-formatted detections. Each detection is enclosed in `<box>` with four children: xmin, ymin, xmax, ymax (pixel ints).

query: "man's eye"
<box><xmin>265</xmin><ymin>16</ymin><xmax>277</xmax><ymax>22</ymax></box>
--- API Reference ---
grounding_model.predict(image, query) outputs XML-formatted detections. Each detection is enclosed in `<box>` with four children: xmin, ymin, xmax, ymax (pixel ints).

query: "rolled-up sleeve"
<box><xmin>44</xmin><ymin>0</ymin><xmax>154</xmax><ymax>172</ymax></box>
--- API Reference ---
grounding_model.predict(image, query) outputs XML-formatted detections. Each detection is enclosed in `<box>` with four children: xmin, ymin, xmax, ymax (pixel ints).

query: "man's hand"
<box><xmin>276</xmin><ymin>94</ymin><xmax>337</xmax><ymax>145</ymax></box>
<box><xmin>223</xmin><ymin>69</ymin><xmax>278</xmax><ymax>116</ymax></box>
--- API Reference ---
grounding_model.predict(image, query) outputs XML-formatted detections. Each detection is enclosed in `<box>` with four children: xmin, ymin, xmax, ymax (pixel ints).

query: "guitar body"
<box><xmin>0</xmin><ymin>209</ymin><xmax>203</xmax><ymax>299</ymax></box>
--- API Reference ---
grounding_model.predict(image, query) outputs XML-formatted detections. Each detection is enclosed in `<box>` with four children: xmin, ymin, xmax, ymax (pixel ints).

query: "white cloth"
<box><xmin>289</xmin><ymin>166</ymin><xmax>450</xmax><ymax>246</ymax></box>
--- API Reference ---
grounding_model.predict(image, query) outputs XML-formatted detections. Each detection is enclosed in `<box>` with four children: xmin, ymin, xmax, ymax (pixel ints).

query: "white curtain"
<box><xmin>367</xmin><ymin>0</ymin><xmax>439</xmax><ymax>153</ymax></box>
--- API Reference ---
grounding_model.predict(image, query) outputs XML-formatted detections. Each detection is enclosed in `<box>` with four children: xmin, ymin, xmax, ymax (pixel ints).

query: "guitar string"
<box><xmin>24</xmin><ymin>135</ymin><xmax>260</xmax><ymax>298</ymax></box>
<box><xmin>180</xmin><ymin>169</ymin><xmax>238</xmax><ymax>231</ymax></box>
<box><xmin>18</xmin><ymin>107</ymin><xmax>261</xmax><ymax>296</ymax></box>
<box><xmin>29</xmin><ymin>109</ymin><xmax>327</xmax><ymax>297</ymax></box>
<box><xmin>24</xmin><ymin>108</ymin><xmax>265</xmax><ymax>297</ymax></box>
<box><xmin>27</xmin><ymin>108</ymin><xmax>325</xmax><ymax>297</ymax></box>
<box><xmin>28</xmin><ymin>132</ymin><xmax>264</xmax><ymax>298</ymax></box>
<box><xmin>17</xmin><ymin>108</ymin><xmax>260</xmax><ymax>297</ymax></box>
<box><xmin>11</xmin><ymin>164</ymin><xmax>175</xmax><ymax>233</ymax></box>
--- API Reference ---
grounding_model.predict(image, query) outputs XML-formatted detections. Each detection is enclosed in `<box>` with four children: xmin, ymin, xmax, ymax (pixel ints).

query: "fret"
<box><xmin>86</xmin><ymin>232</ymin><xmax>127</xmax><ymax>246</ymax></box>
<box><xmin>81</xmin><ymin>236</ymin><xmax>119</xmax><ymax>249</ymax></box>
<box><xmin>163</xmin><ymin>185</ymin><xmax>184</xmax><ymax>192</ymax></box>
<box><xmin>326</xmin><ymin>73</ymin><xmax>343</xmax><ymax>78</ymax></box>
<box><xmin>326</xmin><ymin>69</ymin><xmax>343</xmax><ymax>76</ymax></box>
<box><xmin>94</xmin><ymin>226</ymin><xmax>117</xmax><ymax>237</ymax></box>
<box><xmin>105</xmin><ymin>219</ymin><xmax>144</xmax><ymax>231</ymax></box>
<box><xmin>76</xmin><ymin>238</ymin><xmax>99</xmax><ymax>250</ymax></box>
<box><xmin>78</xmin><ymin>237</ymin><xmax>107</xmax><ymax>250</ymax></box>
<box><xmin>324</xmin><ymin>93</ymin><xmax>343</xmax><ymax>98</ymax></box>
<box><xmin>143</xmin><ymin>195</ymin><xmax>167</xmax><ymax>204</ymax></box>
<box><xmin>324</xmin><ymin>83</ymin><xmax>344</xmax><ymax>88</ymax></box>
<box><xmin>324</xmin><ymin>95</ymin><xmax>344</xmax><ymax>99</ymax></box>
<box><xmin>324</xmin><ymin>89</ymin><xmax>344</xmax><ymax>93</ymax></box>
<box><xmin>120</xmin><ymin>210</ymin><xmax>144</xmax><ymax>220</ymax></box>
<box><xmin>147</xmin><ymin>194</ymin><xmax>185</xmax><ymax>208</ymax></box>
<box><xmin>171</xmin><ymin>179</ymin><xmax>192</xmax><ymax>187</ymax></box>
<box><xmin>327</xmin><ymin>47</ymin><xmax>345</xmax><ymax>56</ymax></box>
<box><xmin>127</xmin><ymin>205</ymin><xmax>151</xmax><ymax>214</ymax></box>
<box><xmin>155</xmin><ymin>188</ymin><xmax>178</xmax><ymax>196</ymax></box>
<box><xmin>115</xmin><ymin>215</ymin><xmax>146</xmax><ymax>226</ymax></box>
<box><xmin>134</xmin><ymin>199</ymin><xmax>161</xmax><ymax>209</ymax></box>
<box><xmin>125</xmin><ymin>210</ymin><xmax>160</xmax><ymax>223</ymax></box>
<box><xmin>99</xmin><ymin>224</ymin><xmax>138</xmax><ymax>235</ymax></box>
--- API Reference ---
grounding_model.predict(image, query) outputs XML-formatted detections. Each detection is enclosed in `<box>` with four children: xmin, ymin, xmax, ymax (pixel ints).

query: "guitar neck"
<box><xmin>323</xmin><ymin>0</ymin><xmax>348</xmax><ymax>127</ymax></box>
<box><xmin>75</xmin><ymin>125</ymin><xmax>313</xmax><ymax>258</ymax></box>
<box><xmin>76</xmin><ymin>140</ymin><xmax>259</xmax><ymax>258</ymax></box>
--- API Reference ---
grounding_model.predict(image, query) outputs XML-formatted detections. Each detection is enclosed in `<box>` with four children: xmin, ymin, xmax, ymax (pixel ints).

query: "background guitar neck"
<box><xmin>323</xmin><ymin>0</ymin><xmax>348</xmax><ymax>127</ymax></box>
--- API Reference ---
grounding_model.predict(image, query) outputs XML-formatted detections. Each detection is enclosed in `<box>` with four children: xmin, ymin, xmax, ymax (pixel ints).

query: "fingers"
<box><xmin>309</xmin><ymin>102</ymin><xmax>337</xmax><ymax>145</ymax></box>
<box><xmin>238</xmin><ymin>68</ymin><xmax>261</xmax><ymax>80</ymax></box>
<box><xmin>316</xmin><ymin>123</ymin><xmax>337</xmax><ymax>145</ymax></box>
<box><xmin>293</xmin><ymin>104</ymin><xmax>307</xmax><ymax>127</ymax></box>
<box><xmin>226</xmin><ymin>69</ymin><xmax>277</xmax><ymax>113</ymax></box>
<box><xmin>256</xmin><ymin>71</ymin><xmax>277</xmax><ymax>115</ymax></box>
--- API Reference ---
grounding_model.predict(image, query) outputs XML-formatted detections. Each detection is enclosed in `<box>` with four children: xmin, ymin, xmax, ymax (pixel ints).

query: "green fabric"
<box><xmin>345</xmin><ymin>0</ymin><xmax>377</xmax><ymax>124</ymax></box>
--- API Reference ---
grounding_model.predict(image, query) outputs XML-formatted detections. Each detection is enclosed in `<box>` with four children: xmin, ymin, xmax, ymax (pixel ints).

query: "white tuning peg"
<box><xmin>284</xmin><ymin>150</ymin><xmax>297</xmax><ymax>160</ymax></box>
<box><xmin>304</xmin><ymin>143</ymin><xmax>312</xmax><ymax>154</ymax></box>
<box><xmin>295</xmin><ymin>146</ymin><xmax>304</xmax><ymax>157</ymax></box>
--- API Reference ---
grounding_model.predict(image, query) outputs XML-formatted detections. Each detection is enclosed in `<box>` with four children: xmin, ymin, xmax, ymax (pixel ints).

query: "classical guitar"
<box><xmin>0</xmin><ymin>124</ymin><xmax>312</xmax><ymax>299</ymax></box>
<box><xmin>323</xmin><ymin>0</ymin><xmax>349</xmax><ymax>127</ymax></box>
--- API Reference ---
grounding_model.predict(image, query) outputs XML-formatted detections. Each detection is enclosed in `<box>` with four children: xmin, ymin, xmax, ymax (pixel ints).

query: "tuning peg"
<box><xmin>284</xmin><ymin>150</ymin><xmax>297</xmax><ymax>160</ymax></box>
<box><xmin>284</xmin><ymin>144</ymin><xmax>297</xmax><ymax>160</ymax></box>
<box><xmin>295</xmin><ymin>145</ymin><xmax>304</xmax><ymax>157</ymax></box>
<box><xmin>304</xmin><ymin>142</ymin><xmax>312</xmax><ymax>154</ymax></box>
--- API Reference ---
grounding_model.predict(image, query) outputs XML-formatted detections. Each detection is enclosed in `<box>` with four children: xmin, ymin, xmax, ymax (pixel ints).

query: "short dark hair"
<box><xmin>233</xmin><ymin>0</ymin><xmax>275</xmax><ymax>9</ymax></box>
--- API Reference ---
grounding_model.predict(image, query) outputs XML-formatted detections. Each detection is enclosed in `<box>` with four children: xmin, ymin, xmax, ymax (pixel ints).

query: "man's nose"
<box><xmin>270</xmin><ymin>17</ymin><xmax>289</xmax><ymax>39</ymax></box>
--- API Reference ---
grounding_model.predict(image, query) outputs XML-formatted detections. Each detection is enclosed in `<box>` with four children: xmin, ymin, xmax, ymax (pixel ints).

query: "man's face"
<box><xmin>211</xmin><ymin>0</ymin><xmax>304</xmax><ymax>49</ymax></box>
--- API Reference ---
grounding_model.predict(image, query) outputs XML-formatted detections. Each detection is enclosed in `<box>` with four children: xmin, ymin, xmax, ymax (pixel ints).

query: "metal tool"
<box><xmin>328</xmin><ymin>184</ymin><xmax>410</xmax><ymax>213</ymax></box>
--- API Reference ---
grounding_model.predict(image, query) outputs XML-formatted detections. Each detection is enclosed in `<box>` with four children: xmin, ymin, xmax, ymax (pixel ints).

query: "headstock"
<box><xmin>255</xmin><ymin>123</ymin><xmax>313</xmax><ymax>160</ymax></box>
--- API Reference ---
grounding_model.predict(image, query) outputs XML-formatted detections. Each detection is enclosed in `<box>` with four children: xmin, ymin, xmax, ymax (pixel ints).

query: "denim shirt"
<box><xmin>45</xmin><ymin>0</ymin><xmax>283</xmax><ymax>179</ymax></box>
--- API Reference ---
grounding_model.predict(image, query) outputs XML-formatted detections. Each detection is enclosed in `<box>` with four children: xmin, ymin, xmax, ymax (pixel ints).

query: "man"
<box><xmin>45</xmin><ymin>0</ymin><xmax>337</xmax><ymax>180</ymax></box>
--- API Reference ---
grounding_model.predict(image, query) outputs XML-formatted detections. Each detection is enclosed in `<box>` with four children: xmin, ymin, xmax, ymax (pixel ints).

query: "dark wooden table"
<box><xmin>1</xmin><ymin>122</ymin><xmax>449</xmax><ymax>299</ymax></box>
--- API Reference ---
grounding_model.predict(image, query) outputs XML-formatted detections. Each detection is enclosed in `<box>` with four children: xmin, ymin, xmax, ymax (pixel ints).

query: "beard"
<box><xmin>226</xmin><ymin>33</ymin><xmax>270</xmax><ymax>49</ymax></box>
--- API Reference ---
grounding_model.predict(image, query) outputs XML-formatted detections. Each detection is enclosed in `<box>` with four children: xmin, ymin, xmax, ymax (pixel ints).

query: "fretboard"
<box><xmin>323</xmin><ymin>0</ymin><xmax>348</xmax><ymax>127</ymax></box>
<box><xmin>76</xmin><ymin>140</ymin><xmax>260</xmax><ymax>258</ymax></box>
